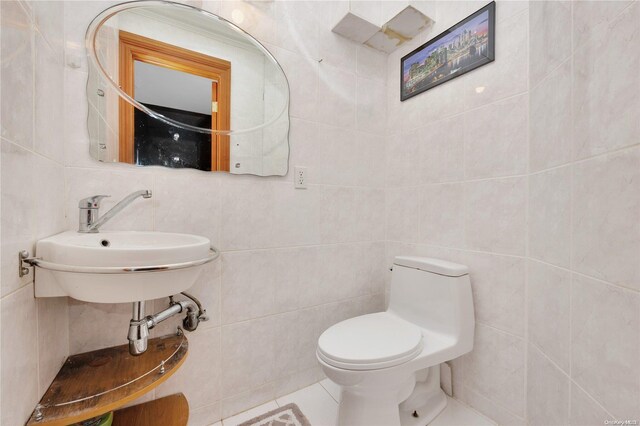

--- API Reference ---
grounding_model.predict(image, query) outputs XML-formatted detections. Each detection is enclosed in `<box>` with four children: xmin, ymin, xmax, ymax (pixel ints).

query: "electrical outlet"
<box><xmin>294</xmin><ymin>166</ymin><xmax>307</xmax><ymax>189</ymax></box>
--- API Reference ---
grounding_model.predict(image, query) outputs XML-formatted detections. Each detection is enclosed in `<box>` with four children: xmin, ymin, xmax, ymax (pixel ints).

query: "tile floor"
<box><xmin>214</xmin><ymin>380</ymin><xmax>496</xmax><ymax>426</ymax></box>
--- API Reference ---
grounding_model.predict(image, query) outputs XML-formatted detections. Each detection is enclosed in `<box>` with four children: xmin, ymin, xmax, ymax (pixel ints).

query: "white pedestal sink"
<box><xmin>30</xmin><ymin>231</ymin><xmax>218</xmax><ymax>303</ymax></box>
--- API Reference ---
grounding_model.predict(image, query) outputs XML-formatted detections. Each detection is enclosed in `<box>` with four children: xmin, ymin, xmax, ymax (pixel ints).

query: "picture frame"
<box><xmin>401</xmin><ymin>1</ymin><xmax>496</xmax><ymax>101</ymax></box>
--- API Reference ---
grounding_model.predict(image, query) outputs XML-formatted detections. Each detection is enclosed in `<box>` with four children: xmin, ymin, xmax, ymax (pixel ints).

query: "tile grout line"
<box><xmin>568</xmin><ymin>0</ymin><xmax>575</xmax><ymax>419</ymax></box>
<box><xmin>460</xmin><ymin>384</ymin><xmax>525</xmax><ymax>423</ymax></box>
<box><xmin>318</xmin><ymin>380</ymin><xmax>339</xmax><ymax>404</ymax></box>
<box><xmin>384</xmin><ymin>241</ymin><xmax>640</xmax><ymax>296</ymax></box>
<box><xmin>447</xmin><ymin>395</ymin><xmax>499</xmax><ymax>426</ymax></box>
<box><xmin>523</xmin><ymin>5</ymin><xmax>532</xmax><ymax>414</ymax></box>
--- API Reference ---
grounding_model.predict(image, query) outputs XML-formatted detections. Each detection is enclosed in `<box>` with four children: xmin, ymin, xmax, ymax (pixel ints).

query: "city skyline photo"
<box><xmin>401</xmin><ymin>2</ymin><xmax>495</xmax><ymax>101</ymax></box>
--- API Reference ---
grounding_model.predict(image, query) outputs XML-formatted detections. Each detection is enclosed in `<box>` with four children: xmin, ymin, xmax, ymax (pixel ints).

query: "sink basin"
<box><xmin>33</xmin><ymin>231</ymin><xmax>217</xmax><ymax>303</ymax></box>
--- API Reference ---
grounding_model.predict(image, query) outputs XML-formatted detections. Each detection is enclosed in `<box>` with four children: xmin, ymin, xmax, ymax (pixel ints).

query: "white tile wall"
<box><xmin>528</xmin><ymin>1</ymin><xmax>571</xmax><ymax>88</ymax></box>
<box><xmin>527</xmin><ymin>260</ymin><xmax>570</xmax><ymax>372</ymax></box>
<box><xmin>572</xmin><ymin>2</ymin><xmax>639</xmax><ymax>160</ymax></box>
<box><xmin>0</xmin><ymin>1</ymin><xmax>69</xmax><ymax>425</ymax></box>
<box><xmin>572</xmin><ymin>148</ymin><xmax>640</xmax><ymax>290</ymax></box>
<box><xmin>1</xmin><ymin>284</ymin><xmax>40</xmax><ymax>426</ymax></box>
<box><xmin>418</xmin><ymin>117</ymin><xmax>465</xmax><ymax>184</ymax></box>
<box><xmin>465</xmin><ymin>177</ymin><xmax>527</xmax><ymax>255</ymax></box>
<box><xmin>526</xmin><ymin>344</ymin><xmax>570</xmax><ymax>426</ymax></box>
<box><xmin>418</xmin><ymin>183</ymin><xmax>465</xmax><ymax>247</ymax></box>
<box><xmin>463</xmin><ymin>94</ymin><xmax>528</xmax><ymax>179</ymax></box>
<box><xmin>1</xmin><ymin>1</ymin><xmax>34</xmax><ymax>149</ymax></box>
<box><xmin>386</xmin><ymin>1</ymin><xmax>640</xmax><ymax>424</ymax></box>
<box><xmin>463</xmin><ymin>252</ymin><xmax>525</xmax><ymax>337</ymax></box>
<box><xmin>529</xmin><ymin>166</ymin><xmax>572</xmax><ymax>268</ymax></box>
<box><xmin>463</xmin><ymin>324</ymin><xmax>525</xmax><ymax>417</ymax></box>
<box><xmin>571</xmin><ymin>274</ymin><xmax>640</xmax><ymax>419</ymax></box>
<box><xmin>568</xmin><ymin>382</ymin><xmax>616</xmax><ymax>426</ymax></box>
<box><xmin>529</xmin><ymin>59</ymin><xmax>572</xmax><ymax>172</ymax></box>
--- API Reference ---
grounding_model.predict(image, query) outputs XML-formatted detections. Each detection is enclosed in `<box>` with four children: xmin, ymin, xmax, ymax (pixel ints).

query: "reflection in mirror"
<box><xmin>86</xmin><ymin>1</ymin><xmax>290</xmax><ymax>175</ymax></box>
<box><xmin>134</xmin><ymin>60</ymin><xmax>217</xmax><ymax>170</ymax></box>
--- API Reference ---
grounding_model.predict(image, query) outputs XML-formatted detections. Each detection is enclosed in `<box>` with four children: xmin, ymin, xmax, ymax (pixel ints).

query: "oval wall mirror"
<box><xmin>85</xmin><ymin>1</ymin><xmax>290</xmax><ymax>175</ymax></box>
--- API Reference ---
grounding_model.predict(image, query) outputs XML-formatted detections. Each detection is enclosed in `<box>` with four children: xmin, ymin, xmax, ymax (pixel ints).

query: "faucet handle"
<box><xmin>79</xmin><ymin>195</ymin><xmax>110</xmax><ymax>209</ymax></box>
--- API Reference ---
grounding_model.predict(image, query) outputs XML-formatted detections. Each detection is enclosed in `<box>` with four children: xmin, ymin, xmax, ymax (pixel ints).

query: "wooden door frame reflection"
<box><xmin>118</xmin><ymin>30</ymin><xmax>231</xmax><ymax>171</ymax></box>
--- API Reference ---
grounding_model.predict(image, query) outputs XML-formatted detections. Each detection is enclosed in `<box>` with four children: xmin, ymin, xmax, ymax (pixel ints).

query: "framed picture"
<box><xmin>401</xmin><ymin>1</ymin><xmax>495</xmax><ymax>101</ymax></box>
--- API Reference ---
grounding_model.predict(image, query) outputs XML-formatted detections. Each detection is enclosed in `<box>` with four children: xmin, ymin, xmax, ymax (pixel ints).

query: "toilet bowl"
<box><xmin>316</xmin><ymin>256</ymin><xmax>475</xmax><ymax>426</ymax></box>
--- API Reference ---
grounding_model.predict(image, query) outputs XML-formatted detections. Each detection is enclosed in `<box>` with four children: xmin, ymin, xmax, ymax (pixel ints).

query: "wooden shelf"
<box><xmin>26</xmin><ymin>334</ymin><xmax>188</xmax><ymax>426</ymax></box>
<box><xmin>113</xmin><ymin>393</ymin><xmax>188</xmax><ymax>426</ymax></box>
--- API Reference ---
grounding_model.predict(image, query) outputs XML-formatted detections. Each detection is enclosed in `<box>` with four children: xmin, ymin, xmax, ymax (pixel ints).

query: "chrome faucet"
<box><xmin>78</xmin><ymin>189</ymin><xmax>152</xmax><ymax>233</ymax></box>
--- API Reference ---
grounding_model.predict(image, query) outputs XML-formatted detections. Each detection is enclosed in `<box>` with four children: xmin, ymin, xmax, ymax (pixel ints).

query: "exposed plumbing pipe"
<box><xmin>128</xmin><ymin>301</ymin><xmax>149</xmax><ymax>355</ymax></box>
<box><xmin>127</xmin><ymin>293</ymin><xmax>208</xmax><ymax>355</ymax></box>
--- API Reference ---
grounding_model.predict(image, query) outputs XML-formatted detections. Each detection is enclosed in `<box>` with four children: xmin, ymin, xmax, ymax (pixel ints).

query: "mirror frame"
<box><xmin>85</xmin><ymin>0</ymin><xmax>290</xmax><ymax>136</ymax></box>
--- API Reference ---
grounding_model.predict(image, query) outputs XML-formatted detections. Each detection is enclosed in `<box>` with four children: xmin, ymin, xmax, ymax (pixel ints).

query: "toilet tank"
<box><xmin>388</xmin><ymin>256</ymin><xmax>474</xmax><ymax>344</ymax></box>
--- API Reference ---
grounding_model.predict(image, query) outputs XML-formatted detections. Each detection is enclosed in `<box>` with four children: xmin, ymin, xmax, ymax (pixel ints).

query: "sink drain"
<box><xmin>100</xmin><ymin>239</ymin><xmax>110</xmax><ymax>247</ymax></box>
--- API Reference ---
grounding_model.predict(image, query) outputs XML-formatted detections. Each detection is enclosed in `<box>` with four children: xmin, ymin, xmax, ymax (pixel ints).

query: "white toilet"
<box><xmin>316</xmin><ymin>256</ymin><xmax>475</xmax><ymax>426</ymax></box>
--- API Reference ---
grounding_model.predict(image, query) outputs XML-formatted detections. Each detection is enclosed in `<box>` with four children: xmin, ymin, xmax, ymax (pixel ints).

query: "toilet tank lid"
<box><xmin>393</xmin><ymin>256</ymin><xmax>468</xmax><ymax>277</ymax></box>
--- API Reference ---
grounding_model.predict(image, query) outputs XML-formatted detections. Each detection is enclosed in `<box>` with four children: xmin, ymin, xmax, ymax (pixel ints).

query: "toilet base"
<box><xmin>399</xmin><ymin>388</ymin><xmax>447</xmax><ymax>426</ymax></box>
<box><xmin>335</xmin><ymin>383</ymin><xmax>448</xmax><ymax>426</ymax></box>
<box><xmin>398</xmin><ymin>365</ymin><xmax>447</xmax><ymax>425</ymax></box>
<box><xmin>332</xmin><ymin>366</ymin><xmax>449</xmax><ymax>426</ymax></box>
<box><xmin>336</xmin><ymin>374</ymin><xmax>415</xmax><ymax>426</ymax></box>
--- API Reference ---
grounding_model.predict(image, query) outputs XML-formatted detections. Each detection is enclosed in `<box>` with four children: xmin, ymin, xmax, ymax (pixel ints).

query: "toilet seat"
<box><xmin>317</xmin><ymin>312</ymin><xmax>424</xmax><ymax>371</ymax></box>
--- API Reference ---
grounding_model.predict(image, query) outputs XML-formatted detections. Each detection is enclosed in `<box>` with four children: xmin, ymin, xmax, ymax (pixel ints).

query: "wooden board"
<box><xmin>26</xmin><ymin>334</ymin><xmax>188</xmax><ymax>426</ymax></box>
<box><xmin>113</xmin><ymin>393</ymin><xmax>188</xmax><ymax>426</ymax></box>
